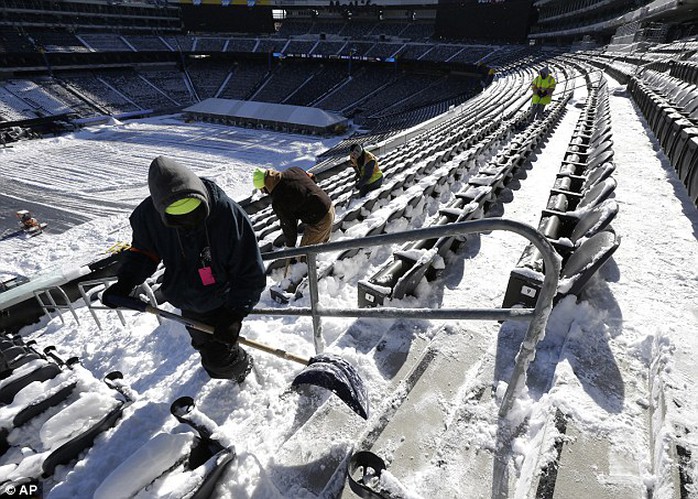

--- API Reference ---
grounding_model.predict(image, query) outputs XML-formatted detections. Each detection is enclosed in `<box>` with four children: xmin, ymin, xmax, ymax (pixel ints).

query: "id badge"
<box><xmin>198</xmin><ymin>266</ymin><xmax>216</xmax><ymax>286</ymax></box>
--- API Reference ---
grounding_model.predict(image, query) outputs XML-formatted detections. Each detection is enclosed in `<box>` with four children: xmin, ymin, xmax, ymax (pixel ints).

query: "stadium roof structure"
<box><xmin>183</xmin><ymin>98</ymin><xmax>348</xmax><ymax>135</ymax></box>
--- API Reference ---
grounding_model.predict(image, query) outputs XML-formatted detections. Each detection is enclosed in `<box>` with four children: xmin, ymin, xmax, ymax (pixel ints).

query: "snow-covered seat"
<box><xmin>96</xmin><ymin>395</ymin><xmax>233</xmax><ymax>499</ymax></box>
<box><xmin>686</xmin><ymin>154</ymin><xmax>698</xmax><ymax>206</ymax></box>
<box><xmin>573</xmin><ymin>113</ymin><xmax>611</xmax><ymax>137</ymax></box>
<box><xmin>654</xmin><ymin>108</ymin><xmax>686</xmax><ymax>147</ymax></box>
<box><xmin>456</xmin><ymin>184</ymin><xmax>493</xmax><ymax>206</ymax></box>
<box><xmin>559</xmin><ymin>230</ymin><xmax>621</xmax><ymax>295</ymax></box>
<box><xmin>0</xmin><ymin>360</ymin><xmax>61</xmax><ymax>406</ymax></box>
<box><xmin>562</xmin><ymin>148</ymin><xmax>614</xmax><ymax>173</ymax></box>
<box><xmin>0</xmin><ymin>345</ymin><xmax>42</xmax><ymax>374</ymax></box>
<box><xmin>663</xmin><ymin>119</ymin><xmax>698</xmax><ymax>168</ymax></box>
<box><xmin>544</xmin><ymin>199</ymin><xmax>619</xmax><ymax>256</ymax></box>
<box><xmin>544</xmin><ymin>177</ymin><xmax>616</xmax><ymax>218</ymax></box>
<box><xmin>503</xmin><ymin>228</ymin><xmax>621</xmax><ymax>309</ymax></box>
<box><xmin>553</xmin><ymin>162</ymin><xmax>615</xmax><ymax>194</ymax></box>
<box><xmin>0</xmin><ymin>371</ymin><xmax>78</xmax><ymax>456</ymax></box>
<box><xmin>0</xmin><ymin>370</ymin><xmax>132</xmax><ymax>485</ymax></box>
<box><xmin>566</xmin><ymin>135</ymin><xmax>613</xmax><ymax>158</ymax></box>
<box><xmin>676</xmin><ymin>135</ymin><xmax>698</xmax><ymax>185</ymax></box>
<box><xmin>258</xmin><ymin>222</ymin><xmax>280</xmax><ymax>240</ymax></box>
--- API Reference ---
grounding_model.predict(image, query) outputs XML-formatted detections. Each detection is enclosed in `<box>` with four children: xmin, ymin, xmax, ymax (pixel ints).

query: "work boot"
<box><xmin>200</xmin><ymin>344</ymin><xmax>253</xmax><ymax>383</ymax></box>
<box><xmin>230</xmin><ymin>347</ymin><xmax>254</xmax><ymax>384</ymax></box>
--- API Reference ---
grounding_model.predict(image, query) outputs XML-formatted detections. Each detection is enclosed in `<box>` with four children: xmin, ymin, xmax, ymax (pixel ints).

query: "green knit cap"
<box><xmin>253</xmin><ymin>168</ymin><xmax>266</xmax><ymax>190</ymax></box>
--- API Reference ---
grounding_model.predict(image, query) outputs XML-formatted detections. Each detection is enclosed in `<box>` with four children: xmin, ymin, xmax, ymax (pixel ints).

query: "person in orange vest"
<box><xmin>349</xmin><ymin>144</ymin><xmax>383</xmax><ymax>197</ymax></box>
<box><xmin>531</xmin><ymin>67</ymin><xmax>556</xmax><ymax>120</ymax></box>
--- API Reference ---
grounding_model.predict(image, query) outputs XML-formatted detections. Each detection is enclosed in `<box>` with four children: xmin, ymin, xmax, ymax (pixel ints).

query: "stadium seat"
<box><xmin>686</xmin><ymin>163</ymin><xmax>698</xmax><ymax>207</ymax></box>
<box><xmin>0</xmin><ymin>361</ymin><xmax>62</xmax><ymax>405</ymax></box>
<box><xmin>677</xmin><ymin>135</ymin><xmax>698</xmax><ymax>183</ymax></box>
<box><xmin>563</xmin><ymin>148</ymin><xmax>614</xmax><ymax>171</ymax></box>
<box><xmin>554</xmin><ymin>162</ymin><xmax>615</xmax><ymax>193</ymax></box>
<box><xmin>664</xmin><ymin>119</ymin><xmax>697</xmax><ymax>165</ymax></box>
<box><xmin>560</xmin><ymin>230</ymin><xmax>621</xmax><ymax>295</ymax></box>
<box><xmin>550</xmin><ymin>199</ymin><xmax>619</xmax><ymax>252</ymax></box>
<box><xmin>501</xmin><ymin>228</ymin><xmax>620</xmax><ymax>309</ymax></box>
<box><xmin>568</xmin><ymin>132</ymin><xmax>612</xmax><ymax>154</ymax></box>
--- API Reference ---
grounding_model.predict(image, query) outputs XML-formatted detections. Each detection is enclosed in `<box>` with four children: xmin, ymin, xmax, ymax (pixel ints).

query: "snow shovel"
<box><xmin>109</xmin><ymin>296</ymin><xmax>369</xmax><ymax>419</ymax></box>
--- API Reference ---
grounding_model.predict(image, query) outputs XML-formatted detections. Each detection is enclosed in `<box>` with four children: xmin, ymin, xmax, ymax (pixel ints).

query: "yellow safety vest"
<box><xmin>531</xmin><ymin>75</ymin><xmax>556</xmax><ymax>105</ymax></box>
<box><xmin>351</xmin><ymin>150</ymin><xmax>383</xmax><ymax>184</ymax></box>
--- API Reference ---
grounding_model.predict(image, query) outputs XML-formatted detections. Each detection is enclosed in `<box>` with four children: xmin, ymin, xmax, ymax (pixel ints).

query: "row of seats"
<box><xmin>257</xmin><ymin>99</ymin><xmax>506</xmax><ymax>255</ymax></box>
<box><xmin>254</xmin><ymin>71</ymin><xmax>537</xmax><ymax>301</ymax></box>
<box><xmin>637</xmin><ymin>69</ymin><xmax>698</xmax><ymax>122</ymax></box>
<box><xmin>0</xmin><ymin>335</ymin><xmax>130</xmax><ymax>484</ymax></box>
<box><xmin>670</xmin><ymin>61</ymin><xmax>698</xmax><ymax>86</ymax></box>
<box><xmin>628</xmin><ymin>71</ymin><xmax>698</xmax><ymax>206</ymax></box>
<box><xmin>502</xmin><ymin>71</ymin><xmax>621</xmax><ymax>309</ymax></box>
<box><xmin>251</xmin><ymin>72</ymin><xmax>526</xmax><ymax>253</ymax></box>
<box><xmin>357</xmin><ymin>64</ymin><xmax>574</xmax><ymax>307</ymax></box>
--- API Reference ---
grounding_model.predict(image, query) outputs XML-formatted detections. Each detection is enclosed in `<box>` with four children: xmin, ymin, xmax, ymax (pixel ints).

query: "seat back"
<box><xmin>561</xmin><ymin>230</ymin><xmax>621</xmax><ymax>297</ymax></box>
<box><xmin>577</xmin><ymin>177</ymin><xmax>616</xmax><ymax>210</ymax></box>
<box><xmin>569</xmin><ymin>199</ymin><xmax>619</xmax><ymax>243</ymax></box>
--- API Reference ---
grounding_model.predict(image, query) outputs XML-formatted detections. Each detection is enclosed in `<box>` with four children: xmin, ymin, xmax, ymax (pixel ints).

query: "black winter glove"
<box><xmin>213</xmin><ymin>310</ymin><xmax>244</xmax><ymax>345</ymax></box>
<box><xmin>102</xmin><ymin>279</ymin><xmax>136</xmax><ymax>309</ymax></box>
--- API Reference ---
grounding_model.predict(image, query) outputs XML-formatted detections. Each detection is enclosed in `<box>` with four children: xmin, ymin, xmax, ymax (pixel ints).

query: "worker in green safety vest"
<box><xmin>531</xmin><ymin>67</ymin><xmax>556</xmax><ymax>120</ymax></box>
<box><xmin>349</xmin><ymin>143</ymin><xmax>383</xmax><ymax>197</ymax></box>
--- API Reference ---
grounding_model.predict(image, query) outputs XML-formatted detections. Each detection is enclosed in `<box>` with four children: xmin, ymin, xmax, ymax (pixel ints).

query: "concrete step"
<box><xmin>343</xmin><ymin>326</ymin><xmax>501</xmax><ymax>498</ymax></box>
<box><xmin>265</xmin><ymin>320</ymin><xmax>438</xmax><ymax>496</ymax></box>
<box><xmin>545</xmin><ymin>420</ymin><xmax>648</xmax><ymax>498</ymax></box>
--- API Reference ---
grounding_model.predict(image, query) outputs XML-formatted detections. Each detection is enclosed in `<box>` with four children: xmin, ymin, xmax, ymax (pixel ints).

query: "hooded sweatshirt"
<box><xmin>118</xmin><ymin>156</ymin><xmax>265</xmax><ymax>315</ymax></box>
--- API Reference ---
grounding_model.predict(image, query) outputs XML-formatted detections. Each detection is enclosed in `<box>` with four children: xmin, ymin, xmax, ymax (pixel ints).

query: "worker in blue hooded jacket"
<box><xmin>102</xmin><ymin>156</ymin><xmax>266</xmax><ymax>382</ymax></box>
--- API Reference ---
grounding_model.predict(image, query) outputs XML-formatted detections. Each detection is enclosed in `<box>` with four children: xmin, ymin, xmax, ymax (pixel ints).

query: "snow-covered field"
<box><xmin>0</xmin><ymin>73</ymin><xmax>697</xmax><ymax>498</ymax></box>
<box><xmin>0</xmin><ymin>117</ymin><xmax>335</xmax><ymax>235</ymax></box>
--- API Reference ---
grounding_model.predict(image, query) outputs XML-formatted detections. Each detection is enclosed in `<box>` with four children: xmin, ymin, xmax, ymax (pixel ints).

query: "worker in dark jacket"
<box><xmin>349</xmin><ymin>144</ymin><xmax>383</xmax><ymax>197</ymax></box>
<box><xmin>253</xmin><ymin>167</ymin><xmax>334</xmax><ymax>247</ymax></box>
<box><xmin>102</xmin><ymin>156</ymin><xmax>265</xmax><ymax>382</ymax></box>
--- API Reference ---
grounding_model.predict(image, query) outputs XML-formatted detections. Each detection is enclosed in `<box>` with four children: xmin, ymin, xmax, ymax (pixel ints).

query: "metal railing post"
<box><xmin>306</xmin><ymin>252</ymin><xmax>324</xmax><ymax>353</ymax></box>
<box><xmin>259</xmin><ymin>219</ymin><xmax>561</xmax><ymax>417</ymax></box>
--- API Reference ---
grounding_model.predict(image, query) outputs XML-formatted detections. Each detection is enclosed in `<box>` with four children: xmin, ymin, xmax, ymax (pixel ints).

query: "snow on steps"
<box><xmin>524</xmin><ymin>338</ymin><xmax>661</xmax><ymax>498</ymax></box>
<box><xmin>340</xmin><ymin>324</ymin><xmax>500</xmax><ymax>499</ymax></box>
<box><xmin>541</xmin><ymin>421</ymin><xmax>648</xmax><ymax>499</ymax></box>
<box><xmin>266</xmin><ymin>321</ymin><xmax>502</xmax><ymax>497</ymax></box>
<box><xmin>266</xmin><ymin>317</ymin><xmax>673</xmax><ymax>499</ymax></box>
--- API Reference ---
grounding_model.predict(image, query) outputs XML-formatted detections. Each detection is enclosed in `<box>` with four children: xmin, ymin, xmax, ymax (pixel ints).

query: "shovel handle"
<box><xmin>109</xmin><ymin>295</ymin><xmax>310</xmax><ymax>366</ymax></box>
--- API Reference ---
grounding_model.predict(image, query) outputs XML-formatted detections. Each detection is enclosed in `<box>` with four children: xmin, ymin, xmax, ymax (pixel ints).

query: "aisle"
<box><xmin>599</xmin><ymin>74</ymin><xmax>698</xmax><ymax>493</ymax></box>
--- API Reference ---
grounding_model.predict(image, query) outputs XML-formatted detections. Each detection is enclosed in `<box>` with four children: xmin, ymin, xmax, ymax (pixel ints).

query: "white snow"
<box><xmin>0</xmin><ymin>72</ymin><xmax>696</xmax><ymax>499</ymax></box>
<box><xmin>93</xmin><ymin>432</ymin><xmax>196</xmax><ymax>499</ymax></box>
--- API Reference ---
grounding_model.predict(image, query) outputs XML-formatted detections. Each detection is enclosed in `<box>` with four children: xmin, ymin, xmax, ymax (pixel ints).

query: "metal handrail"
<box><xmin>257</xmin><ymin>218</ymin><xmax>561</xmax><ymax>416</ymax></box>
<box><xmin>32</xmin><ymin>286</ymin><xmax>79</xmax><ymax>326</ymax></box>
<box><xmin>78</xmin><ymin>279</ymin><xmax>161</xmax><ymax>330</ymax></box>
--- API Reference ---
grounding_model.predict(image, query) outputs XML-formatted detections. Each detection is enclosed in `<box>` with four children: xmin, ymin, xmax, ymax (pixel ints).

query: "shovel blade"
<box><xmin>292</xmin><ymin>353</ymin><xmax>369</xmax><ymax>420</ymax></box>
